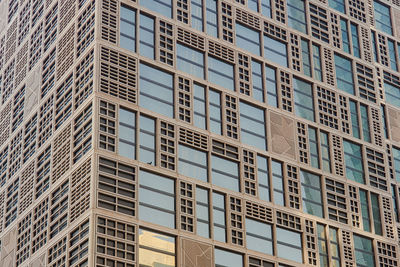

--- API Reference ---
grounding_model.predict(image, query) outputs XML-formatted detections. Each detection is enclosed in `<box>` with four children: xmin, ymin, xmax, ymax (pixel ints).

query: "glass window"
<box><xmin>211</xmin><ymin>155</ymin><xmax>239</xmax><ymax>192</ymax></box>
<box><xmin>139</xmin><ymin>171</ymin><xmax>175</xmax><ymax>228</ymax></box>
<box><xmin>177</xmin><ymin>44</ymin><xmax>204</xmax><ymax>79</ymax></box>
<box><xmin>350</xmin><ymin>100</ymin><xmax>360</xmax><ymax>139</ymax></box>
<box><xmin>343</xmin><ymin>140</ymin><xmax>364</xmax><ymax>184</ymax></box>
<box><xmin>194</xmin><ymin>84</ymin><xmax>206</xmax><ymax>129</ymax></box>
<box><xmin>293</xmin><ymin>78</ymin><xmax>314</xmax><ymax>122</ymax></box>
<box><xmin>312</xmin><ymin>44</ymin><xmax>323</xmax><ymax>82</ymax></box>
<box><xmin>374</xmin><ymin>1</ymin><xmax>392</xmax><ymax>35</ymax></box>
<box><xmin>206</xmin><ymin>0</ymin><xmax>218</xmax><ymax>37</ymax></box>
<box><xmin>209</xmin><ymin>89</ymin><xmax>222</xmax><ymax>135</ymax></box>
<box><xmin>191</xmin><ymin>0</ymin><xmax>203</xmax><ymax>31</ymax></box>
<box><xmin>266</xmin><ymin>66</ymin><xmax>278</xmax><ymax>107</ymax></box>
<box><xmin>341</xmin><ymin>19</ymin><xmax>350</xmax><ymax>54</ymax></box>
<box><xmin>139</xmin><ymin>229</ymin><xmax>175</xmax><ymax>267</ymax></box>
<box><xmin>360</xmin><ymin>189</ymin><xmax>371</xmax><ymax>232</ymax></box>
<box><xmin>317</xmin><ymin>224</ymin><xmax>328</xmax><ymax>267</ymax></box>
<box><xmin>329</xmin><ymin>227</ymin><xmax>341</xmax><ymax>267</ymax></box>
<box><xmin>308</xmin><ymin>127</ymin><xmax>319</xmax><ymax>169</ymax></box>
<box><xmin>301</xmin><ymin>39</ymin><xmax>311</xmax><ymax>77</ymax></box>
<box><xmin>261</xmin><ymin>0</ymin><xmax>272</xmax><ymax>18</ymax></box>
<box><xmin>287</xmin><ymin>0</ymin><xmax>307</xmax><ymax>34</ymax></box>
<box><xmin>178</xmin><ymin>144</ymin><xmax>208</xmax><ymax>182</ymax></box>
<box><xmin>139</xmin><ymin>115</ymin><xmax>155</xmax><ymax>165</ymax></box>
<box><xmin>351</xmin><ymin>23</ymin><xmax>360</xmax><ymax>58</ymax></box>
<box><xmin>248</xmin><ymin>0</ymin><xmax>259</xmax><ymax>13</ymax></box>
<box><xmin>372</xmin><ymin>31</ymin><xmax>378</xmax><ymax>62</ymax></box>
<box><xmin>388</xmin><ymin>39</ymin><xmax>397</xmax><ymax>71</ymax></box>
<box><xmin>391</xmin><ymin>185</ymin><xmax>399</xmax><ymax>222</ymax></box>
<box><xmin>335</xmin><ymin>54</ymin><xmax>354</xmax><ymax>95</ymax></box>
<box><xmin>236</xmin><ymin>23</ymin><xmax>261</xmax><ymax>56</ymax></box>
<box><xmin>384</xmin><ymin>81</ymin><xmax>400</xmax><ymax>108</ymax></box>
<box><xmin>245</xmin><ymin>218</ymin><xmax>273</xmax><ymax>255</ymax></box>
<box><xmin>252</xmin><ymin>60</ymin><xmax>264</xmax><ymax>102</ymax></box>
<box><xmin>139</xmin><ymin>63</ymin><xmax>174</xmax><ymax>118</ymax></box>
<box><xmin>360</xmin><ymin>104</ymin><xmax>371</xmax><ymax>142</ymax></box>
<box><xmin>272</xmin><ymin>160</ymin><xmax>285</xmax><ymax>206</ymax></box>
<box><xmin>120</xmin><ymin>6</ymin><xmax>136</xmax><ymax>52</ymax></box>
<box><xmin>214</xmin><ymin>248</ymin><xmax>243</xmax><ymax>267</ymax></box>
<box><xmin>381</xmin><ymin>104</ymin><xmax>388</xmax><ymax>138</ymax></box>
<box><xmin>276</xmin><ymin>227</ymin><xmax>303</xmax><ymax>263</ymax></box>
<box><xmin>301</xmin><ymin>170</ymin><xmax>324</xmax><ymax>218</ymax></box>
<box><xmin>320</xmin><ymin>131</ymin><xmax>331</xmax><ymax>173</ymax></box>
<box><xmin>240</xmin><ymin>101</ymin><xmax>266</xmax><ymax>150</ymax></box>
<box><xmin>329</xmin><ymin>0</ymin><xmax>345</xmax><ymax>13</ymax></box>
<box><xmin>264</xmin><ymin>35</ymin><xmax>288</xmax><ymax>67</ymax></box>
<box><xmin>139</xmin><ymin>14</ymin><xmax>155</xmax><ymax>59</ymax></box>
<box><xmin>393</xmin><ymin>147</ymin><xmax>400</xmax><ymax>182</ymax></box>
<box><xmin>257</xmin><ymin>155</ymin><xmax>270</xmax><ymax>202</ymax></box>
<box><xmin>208</xmin><ymin>56</ymin><xmax>235</xmax><ymax>91</ymax></box>
<box><xmin>139</xmin><ymin>0</ymin><xmax>172</xmax><ymax>18</ymax></box>
<box><xmin>371</xmin><ymin>193</ymin><xmax>382</xmax><ymax>235</ymax></box>
<box><xmin>213</xmin><ymin>192</ymin><xmax>226</xmax><ymax>242</ymax></box>
<box><xmin>118</xmin><ymin>108</ymin><xmax>136</xmax><ymax>159</ymax></box>
<box><xmin>353</xmin><ymin>234</ymin><xmax>375</xmax><ymax>267</ymax></box>
<box><xmin>196</xmin><ymin>187</ymin><xmax>210</xmax><ymax>238</ymax></box>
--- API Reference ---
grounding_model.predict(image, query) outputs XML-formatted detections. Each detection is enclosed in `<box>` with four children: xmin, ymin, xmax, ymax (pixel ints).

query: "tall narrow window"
<box><xmin>252</xmin><ymin>60</ymin><xmax>264</xmax><ymax>102</ymax></box>
<box><xmin>391</xmin><ymin>185</ymin><xmax>399</xmax><ymax>222</ymax></box>
<box><xmin>317</xmin><ymin>224</ymin><xmax>328</xmax><ymax>267</ymax></box>
<box><xmin>335</xmin><ymin>54</ymin><xmax>354</xmax><ymax>95</ymax></box>
<box><xmin>374</xmin><ymin>1</ymin><xmax>392</xmax><ymax>35</ymax></box>
<box><xmin>350</xmin><ymin>100</ymin><xmax>360</xmax><ymax>139</ymax></box>
<box><xmin>272</xmin><ymin>160</ymin><xmax>285</xmax><ymax>206</ymax></box>
<box><xmin>206</xmin><ymin>0</ymin><xmax>218</xmax><ymax>37</ymax></box>
<box><xmin>308</xmin><ymin>127</ymin><xmax>319</xmax><ymax>169</ymax></box>
<box><xmin>139</xmin><ymin>14</ymin><xmax>155</xmax><ymax>59</ymax></box>
<box><xmin>393</xmin><ymin>146</ymin><xmax>400</xmax><ymax>182</ymax></box>
<box><xmin>178</xmin><ymin>144</ymin><xmax>208</xmax><ymax>182</ymax></box>
<box><xmin>118</xmin><ymin>108</ymin><xmax>136</xmax><ymax>160</ymax></box>
<box><xmin>360</xmin><ymin>104</ymin><xmax>371</xmax><ymax>142</ymax></box>
<box><xmin>209</xmin><ymin>89</ymin><xmax>222</xmax><ymax>135</ymax></box>
<box><xmin>245</xmin><ymin>218</ymin><xmax>273</xmax><ymax>255</ymax></box>
<box><xmin>211</xmin><ymin>155</ymin><xmax>239</xmax><ymax>192</ymax></box>
<box><xmin>372</xmin><ymin>31</ymin><xmax>378</xmax><ymax>62</ymax></box>
<box><xmin>329</xmin><ymin>227</ymin><xmax>341</xmax><ymax>267</ymax></box>
<box><xmin>191</xmin><ymin>0</ymin><xmax>203</xmax><ymax>31</ymax></box>
<box><xmin>320</xmin><ymin>131</ymin><xmax>331</xmax><ymax>173</ymax></box>
<box><xmin>120</xmin><ymin>6</ymin><xmax>136</xmax><ymax>52</ymax></box>
<box><xmin>340</xmin><ymin>19</ymin><xmax>350</xmax><ymax>54</ymax></box>
<box><xmin>196</xmin><ymin>187</ymin><xmax>210</xmax><ymax>238</ymax></box>
<box><xmin>139</xmin><ymin>115</ymin><xmax>155</xmax><ymax>165</ymax></box>
<box><xmin>287</xmin><ymin>0</ymin><xmax>307</xmax><ymax>34</ymax></box>
<box><xmin>261</xmin><ymin>0</ymin><xmax>272</xmax><ymax>18</ymax></box>
<box><xmin>381</xmin><ymin>105</ymin><xmax>388</xmax><ymax>138</ymax></box>
<box><xmin>301</xmin><ymin>39</ymin><xmax>311</xmax><ymax>77</ymax></box>
<box><xmin>353</xmin><ymin>235</ymin><xmax>375</xmax><ymax>267</ymax></box>
<box><xmin>371</xmin><ymin>193</ymin><xmax>382</xmax><ymax>235</ymax></box>
<box><xmin>351</xmin><ymin>23</ymin><xmax>360</xmax><ymax>58</ymax></box>
<box><xmin>312</xmin><ymin>44</ymin><xmax>323</xmax><ymax>82</ymax></box>
<box><xmin>213</xmin><ymin>192</ymin><xmax>226</xmax><ymax>242</ymax></box>
<box><xmin>388</xmin><ymin>39</ymin><xmax>397</xmax><ymax>71</ymax></box>
<box><xmin>208</xmin><ymin>56</ymin><xmax>235</xmax><ymax>91</ymax></box>
<box><xmin>293</xmin><ymin>78</ymin><xmax>314</xmax><ymax>122</ymax></box>
<box><xmin>264</xmin><ymin>36</ymin><xmax>288</xmax><ymax>67</ymax></box>
<box><xmin>343</xmin><ymin>140</ymin><xmax>364</xmax><ymax>184</ymax></box>
<box><xmin>329</xmin><ymin>0</ymin><xmax>345</xmax><ymax>13</ymax></box>
<box><xmin>139</xmin><ymin>0</ymin><xmax>172</xmax><ymax>18</ymax></box>
<box><xmin>301</xmin><ymin>170</ymin><xmax>324</xmax><ymax>218</ymax></box>
<box><xmin>139</xmin><ymin>229</ymin><xmax>175</xmax><ymax>266</ymax></box>
<box><xmin>257</xmin><ymin>155</ymin><xmax>270</xmax><ymax>202</ymax></box>
<box><xmin>177</xmin><ymin>43</ymin><xmax>205</xmax><ymax>79</ymax></box>
<box><xmin>384</xmin><ymin>81</ymin><xmax>400</xmax><ymax>108</ymax></box>
<box><xmin>240</xmin><ymin>101</ymin><xmax>266</xmax><ymax>150</ymax></box>
<box><xmin>266</xmin><ymin>66</ymin><xmax>278</xmax><ymax>107</ymax></box>
<box><xmin>194</xmin><ymin>84</ymin><xmax>206</xmax><ymax>129</ymax></box>
<box><xmin>360</xmin><ymin>189</ymin><xmax>371</xmax><ymax>232</ymax></box>
<box><xmin>236</xmin><ymin>23</ymin><xmax>261</xmax><ymax>56</ymax></box>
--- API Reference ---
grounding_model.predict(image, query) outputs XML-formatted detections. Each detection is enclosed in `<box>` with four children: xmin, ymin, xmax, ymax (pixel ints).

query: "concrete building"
<box><xmin>0</xmin><ymin>0</ymin><xmax>399</xmax><ymax>266</ymax></box>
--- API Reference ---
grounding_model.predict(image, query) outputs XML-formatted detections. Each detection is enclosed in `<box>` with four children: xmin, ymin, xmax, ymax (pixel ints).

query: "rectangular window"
<box><xmin>257</xmin><ymin>155</ymin><xmax>270</xmax><ymax>202</ymax></box>
<box><xmin>245</xmin><ymin>218</ymin><xmax>273</xmax><ymax>255</ymax></box>
<box><xmin>252</xmin><ymin>60</ymin><xmax>264</xmax><ymax>102</ymax></box>
<box><xmin>139</xmin><ymin>63</ymin><xmax>174</xmax><ymax>118</ymax></box>
<box><xmin>139</xmin><ymin>115</ymin><xmax>155</xmax><ymax>165</ymax></box>
<box><xmin>335</xmin><ymin>54</ymin><xmax>354</xmax><ymax>95</ymax></box>
<box><xmin>194</xmin><ymin>84</ymin><xmax>206</xmax><ymax>129</ymax></box>
<box><xmin>374</xmin><ymin>1</ymin><xmax>392</xmax><ymax>35</ymax></box>
<box><xmin>196</xmin><ymin>187</ymin><xmax>210</xmax><ymax>238</ymax></box>
<box><xmin>272</xmin><ymin>160</ymin><xmax>285</xmax><ymax>206</ymax></box>
<box><xmin>139</xmin><ymin>14</ymin><xmax>155</xmax><ymax>59</ymax></box>
<box><xmin>139</xmin><ymin>229</ymin><xmax>175</xmax><ymax>266</ymax></box>
<box><xmin>240</xmin><ymin>101</ymin><xmax>266</xmax><ymax>150</ymax></box>
<box><xmin>381</xmin><ymin>105</ymin><xmax>388</xmax><ymax>138</ymax></box>
<box><xmin>248</xmin><ymin>0</ymin><xmax>259</xmax><ymax>13</ymax></box>
<box><xmin>350</xmin><ymin>100</ymin><xmax>360</xmax><ymax>139</ymax></box>
<box><xmin>360</xmin><ymin>189</ymin><xmax>371</xmax><ymax>232</ymax></box>
<box><xmin>301</xmin><ymin>170</ymin><xmax>324</xmax><ymax>218</ymax></box>
<box><xmin>139</xmin><ymin>171</ymin><xmax>175</xmax><ymax>228</ymax></box>
<box><xmin>287</xmin><ymin>0</ymin><xmax>307</xmax><ymax>34</ymax></box>
<box><xmin>384</xmin><ymin>81</ymin><xmax>400</xmax><ymax>108</ymax></box>
<box><xmin>206</xmin><ymin>0</ymin><xmax>218</xmax><ymax>37</ymax></box>
<box><xmin>191</xmin><ymin>0</ymin><xmax>203</xmax><ymax>31</ymax></box>
<box><xmin>360</xmin><ymin>104</ymin><xmax>371</xmax><ymax>142</ymax></box>
<box><xmin>394</xmin><ymin>147</ymin><xmax>400</xmax><ymax>182</ymax></box>
<box><xmin>178</xmin><ymin>144</ymin><xmax>208</xmax><ymax>182</ymax></box>
<box><xmin>118</xmin><ymin>108</ymin><xmax>136</xmax><ymax>160</ymax></box>
<box><xmin>211</xmin><ymin>155</ymin><xmax>239</xmax><ymax>192</ymax></box>
<box><xmin>372</xmin><ymin>31</ymin><xmax>378</xmax><ymax>62</ymax></box>
<box><xmin>266</xmin><ymin>66</ymin><xmax>278</xmax><ymax>107</ymax></box>
<box><xmin>213</xmin><ymin>192</ymin><xmax>226</xmax><ymax>242</ymax></box>
<box><xmin>214</xmin><ymin>248</ymin><xmax>243</xmax><ymax>267</ymax></box>
<box><xmin>308</xmin><ymin>127</ymin><xmax>319</xmax><ymax>169</ymax></box>
<box><xmin>329</xmin><ymin>0</ymin><xmax>345</xmax><ymax>13</ymax></box>
<box><xmin>293</xmin><ymin>78</ymin><xmax>314</xmax><ymax>122</ymax></box>
<box><xmin>312</xmin><ymin>44</ymin><xmax>323</xmax><ymax>82</ymax></box>
<box><xmin>343</xmin><ymin>140</ymin><xmax>364</xmax><ymax>184</ymax></box>
<box><xmin>329</xmin><ymin>227</ymin><xmax>341</xmax><ymax>267</ymax></box>
<box><xmin>351</xmin><ymin>23</ymin><xmax>360</xmax><ymax>58</ymax></box>
<box><xmin>353</xmin><ymin>235</ymin><xmax>375</xmax><ymax>267</ymax></box>
<box><xmin>264</xmin><ymin>35</ymin><xmax>288</xmax><ymax>67</ymax></box>
<box><xmin>388</xmin><ymin>39</ymin><xmax>397</xmax><ymax>71</ymax></box>
<box><xmin>236</xmin><ymin>23</ymin><xmax>261</xmax><ymax>56</ymax></box>
<box><xmin>208</xmin><ymin>56</ymin><xmax>235</xmax><ymax>91</ymax></box>
<box><xmin>177</xmin><ymin>44</ymin><xmax>204</xmax><ymax>79</ymax></box>
<box><xmin>340</xmin><ymin>19</ymin><xmax>350</xmax><ymax>54</ymax></box>
<box><xmin>139</xmin><ymin>0</ymin><xmax>172</xmax><ymax>18</ymax></box>
<box><xmin>120</xmin><ymin>6</ymin><xmax>136</xmax><ymax>52</ymax></box>
<box><xmin>209</xmin><ymin>89</ymin><xmax>222</xmax><ymax>135</ymax></box>
<box><xmin>371</xmin><ymin>193</ymin><xmax>382</xmax><ymax>235</ymax></box>
<box><xmin>301</xmin><ymin>39</ymin><xmax>311</xmax><ymax>77</ymax></box>
<box><xmin>320</xmin><ymin>131</ymin><xmax>331</xmax><ymax>173</ymax></box>
<box><xmin>317</xmin><ymin>224</ymin><xmax>328</xmax><ymax>267</ymax></box>
<box><xmin>276</xmin><ymin>227</ymin><xmax>303</xmax><ymax>263</ymax></box>
<box><xmin>261</xmin><ymin>0</ymin><xmax>272</xmax><ymax>18</ymax></box>
<box><xmin>391</xmin><ymin>185</ymin><xmax>399</xmax><ymax>222</ymax></box>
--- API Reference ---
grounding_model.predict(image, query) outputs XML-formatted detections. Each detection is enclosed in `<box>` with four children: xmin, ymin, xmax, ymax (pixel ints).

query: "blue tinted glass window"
<box><xmin>276</xmin><ymin>227</ymin><xmax>303</xmax><ymax>263</ymax></box>
<box><xmin>118</xmin><ymin>108</ymin><xmax>136</xmax><ymax>159</ymax></box>
<box><xmin>341</xmin><ymin>19</ymin><xmax>350</xmax><ymax>54</ymax></box>
<box><xmin>301</xmin><ymin>39</ymin><xmax>311</xmax><ymax>77</ymax></box>
<box><xmin>213</xmin><ymin>192</ymin><xmax>226</xmax><ymax>242</ymax></box>
<box><xmin>301</xmin><ymin>170</ymin><xmax>324</xmax><ymax>218</ymax></box>
<box><xmin>245</xmin><ymin>218</ymin><xmax>273</xmax><ymax>255</ymax></box>
<box><xmin>329</xmin><ymin>228</ymin><xmax>341</xmax><ymax>267</ymax></box>
<box><xmin>393</xmin><ymin>147</ymin><xmax>400</xmax><ymax>182</ymax></box>
<box><xmin>388</xmin><ymin>39</ymin><xmax>397</xmax><ymax>71</ymax></box>
<box><xmin>194</xmin><ymin>84</ymin><xmax>206</xmax><ymax>129</ymax></box>
<box><xmin>312</xmin><ymin>44</ymin><xmax>322</xmax><ymax>81</ymax></box>
<box><xmin>261</xmin><ymin>0</ymin><xmax>272</xmax><ymax>17</ymax></box>
<box><xmin>384</xmin><ymin>81</ymin><xmax>400</xmax><ymax>108</ymax></box>
<box><xmin>257</xmin><ymin>155</ymin><xmax>270</xmax><ymax>202</ymax></box>
<box><xmin>320</xmin><ymin>131</ymin><xmax>331</xmax><ymax>173</ymax></box>
<box><xmin>371</xmin><ymin>193</ymin><xmax>382</xmax><ymax>235</ymax></box>
<box><xmin>317</xmin><ymin>224</ymin><xmax>328</xmax><ymax>267</ymax></box>
<box><xmin>351</xmin><ymin>23</ymin><xmax>360</xmax><ymax>58</ymax></box>
<box><xmin>178</xmin><ymin>144</ymin><xmax>208</xmax><ymax>182</ymax></box>
<box><xmin>139</xmin><ymin>115</ymin><xmax>155</xmax><ymax>165</ymax></box>
<box><xmin>343</xmin><ymin>140</ymin><xmax>364</xmax><ymax>184</ymax></box>
<box><xmin>191</xmin><ymin>0</ymin><xmax>203</xmax><ymax>31</ymax></box>
<box><xmin>252</xmin><ymin>60</ymin><xmax>264</xmax><ymax>102</ymax></box>
<box><xmin>139</xmin><ymin>63</ymin><xmax>174</xmax><ymax>118</ymax></box>
<box><xmin>211</xmin><ymin>155</ymin><xmax>239</xmax><ymax>192</ymax></box>
<box><xmin>374</xmin><ymin>1</ymin><xmax>392</xmax><ymax>35</ymax></box>
<box><xmin>139</xmin><ymin>0</ymin><xmax>172</xmax><ymax>18</ymax></box>
<box><xmin>335</xmin><ymin>54</ymin><xmax>355</xmax><ymax>94</ymax></box>
<box><xmin>360</xmin><ymin>104</ymin><xmax>370</xmax><ymax>142</ymax></box>
<box><xmin>353</xmin><ymin>235</ymin><xmax>375</xmax><ymax>267</ymax></box>
<box><xmin>214</xmin><ymin>248</ymin><xmax>243</xmax><ymax>267</ymax></box>
<box><xmin>272</xmin><ymin>160</ymin><xmax>285</xmax><ymax>206</ymax></box>
<box><xmin>120</xmin><ymin>6</ymin><xmax>136</xmax><ymax>52</ymax></box>
<box><xmin>206</xmin><ymin>0</ymin><xmax>218</xmax><ymax>37</ymax></box>
<box><xmin>293</xmin><ymin>78</ymin><xmax>314</xmax><ymax>122</ymax></box>
<box><xmin>177</xmin><ymin>44</ymin><xmax>204</xmax><ymax>79</ymax></box>
<box><xmin>196</xmin><ymin>187</ymin><xmax>210</xmax><ymax>238</ymax></box>
<box><xmin>209</xmin><ymin>89</ymin><xmax>222</xmax><ymax>135</ymax></box>
<box><xmin>265</xmin><ymin>66</ymin><xmax>278</xmax><ymax>107</ymax></box>
<box><xmin>372</xmin><ymin>31</ymin><xmax>378</xmax><ymax>62</ymax></box>
<box><xmin>139</xmin><ymin>14</ymin><xmax>155</xmax><ymax>59</ymax></box>
<box><xmin>287</xmin><ymin>0</ymin><xmax>307</xmax><ymax>34</ymax></box>
<box><xmin>240</xmin><ymin>101</ymin><xmax>266</xmax><ymax>150</ymax></box>
<box><xmin>350</xmin><ymin>100</ymin><xmax>360</xmax><ymax>139</ymax></box>
<box><xmin>329</xmin><ymin>0</ymin><xmax>345</xmax><ymax>13</ymax></box>
<box><xmin>264</xmin><ymin>35</ymin><xmax>288</xmax><ymax>67</ymax></box>
<box><xmin>208</xmin><ymin>56</ymin><xmax>235</xmax><ymax>91</ymax></box>
<box><xmin>308</xmin><ymin>127</ymin><xmax>319</xmax><ymax>169</ymax></box>
<box><xmin>236</xmin><ymin>23</ymin><xmax>261</xmax><ymax>55</ymax></box>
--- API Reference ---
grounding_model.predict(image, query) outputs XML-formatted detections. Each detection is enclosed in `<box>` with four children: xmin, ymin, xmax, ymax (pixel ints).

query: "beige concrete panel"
<box><xmin>388</xmin><ymin>106</ymin><xmax>400</xmax><ymax>142</ymax></box>
<box><xmin>269</xmin><ymin>111</ymin><xmax>296</xmax><ymax>159</ymax></box>
<box><xmin>1</xmin><ymin>227</ymin><xmax>16</xmax><ymax>260</ymax></box>
<box><xmin>30</xmin><ymin>253</ymin><xmax>46</xmax><ymax>267</ymax></box>
<box><xmin>0</xmin><ymin>1</ymin><xmax>7</xmax><ymax>34</ymax></box>
<box><xmin>181</xmin><ymin>238</ymin><xmax>213</xmax><ymax>267</ymax></box>
<box><xmin>25</xmin><ymin>67</ymin><xmax>41</xmax><ymax>115</ymax></box>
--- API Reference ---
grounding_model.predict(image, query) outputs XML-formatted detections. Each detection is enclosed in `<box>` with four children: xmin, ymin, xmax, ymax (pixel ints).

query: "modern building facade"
<box><xmin>0</xmin><ymin>0</ymin><xmax>399</xmax><ymax>266</ymax></box>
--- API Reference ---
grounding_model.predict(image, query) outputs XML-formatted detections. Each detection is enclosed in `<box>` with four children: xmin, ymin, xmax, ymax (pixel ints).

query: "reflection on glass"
<box><xmin>139</xmin><ymin>229</ymin><xmax>175</xmax><ymax>267</ymax></box>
